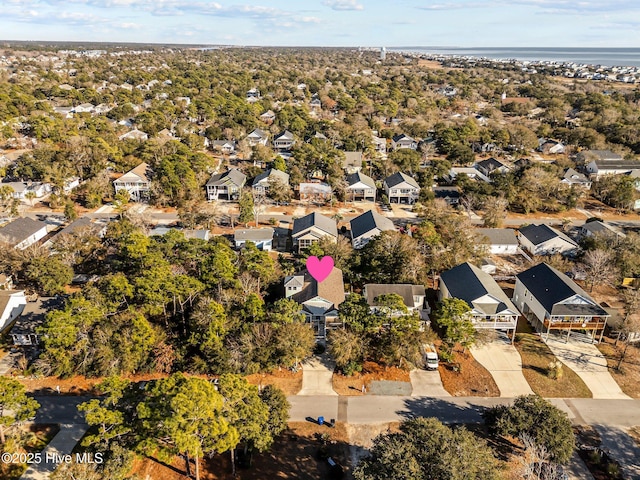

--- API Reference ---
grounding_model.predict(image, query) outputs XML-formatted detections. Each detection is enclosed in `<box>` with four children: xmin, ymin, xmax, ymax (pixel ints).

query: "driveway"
<box><xmin>410</xmin><ymin>369</ymin><xmax>450</xmax><ymax>397</ymax></box>
<box><xmin>544</xmin><ymin>335</ymin><xmax>630</xmax><ymax>399</ymax></box>
<box><xmin>470</xmin><ymin>335</ymin><xmax>534</xmax><ymax>397</ymax></box>
<box><xmin>298</xmin><ymin>353</ymin><xmax>337</xmax><ymax>396</ymax></box>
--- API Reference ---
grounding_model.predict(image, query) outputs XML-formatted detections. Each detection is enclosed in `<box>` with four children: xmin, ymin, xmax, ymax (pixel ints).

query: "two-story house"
<box><xmin>284</xmin><ymin>268</ymin><xmax>345</xmax><ymax>340</ymax></box>
<box><xmin>391</xmin><ymin>134</ymin><xmax>417</xmax><ymax>151</ymax></box>
<box><xmin>247</xmin><ymin>128</ymin><xmax>269</xmax><ymax>147</ymax></box>
<box><xmin>291</xmin><ymin>212</ymin><xmax>337</xmax><ymax>253</ymax></box>
<box><xmin>383</xmin><ymin>172</ymin><xmax>420</xmax><ymax>204</ymax></box>
<box><xmin>350</xmin><ymin>210</ymin><xmax>395</xmax><ymax>249</ymax></box>
<box><xmin>252</xmin><ymin>169</ymin><xmax>290</xmax><ymax>196</ymax></box>
<box><xmin>273</xmin><ymin>130</ymin><xmax>295</xmax><ymax>151</ymax></box>
<box><xmin>346</xmin><ymin>171</ymin><xmax>376</xmax><ymax>202</ymax></box>
<box><xmin>513</xmin><ymin>263</ymin><xmax>610</xmax><ymax>342</ymax></box>
<box><xmin>439</xmin><ymin>262</ymin><xmax>520</xmax><ymax>342</ymax></box>
<box><xmin>517</xmin><ymin>224</ymin><xmax>579</xmax><ymax>256</ymax></box>
<box><xmin>206</xmin><ymin>169</ymin><xmax>247</xmax><ymax>201</ymax></box>
<box><xmin>364</xmin><ymin>283</ymin><xmax>430</xmax><ymax>323</ymax></box>
<box><xmin>113</xmin><ymin>162</ymin><xmax>152</xmax><ymax>202</ymax></box>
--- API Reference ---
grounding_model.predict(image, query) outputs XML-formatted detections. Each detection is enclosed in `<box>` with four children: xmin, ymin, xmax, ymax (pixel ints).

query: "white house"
<box><xmin>580</xmin><ymin>150</ymin><xmax>640</xmax><ymax>178</ymax></box>
<box><xmin>247</xmin><ymin>128</ymin><xmax>269</xmax><ymax>147</ymax></box>
<box><xmin>350</xmin><ymin>210</ymin><xmax>395</xmax><ymax>249</ymax></box>
<box><xmin>363</xmin><ymin>283</ymin><xmax>429</xmax><ymax>321</ymax></box>
<box><xmin>0</xmin><ymin>290</ymin><xmax>27</xmax><ymax>332</ymax></box>
<box><xmin>345</xmin><ymin>171</ymin><xmax>376</xmax><ymax>202</ymax></box>
<box><xmin>0</xmin><ymin>218</ymin><xmax>48</xmax><ymax>250</ymax></box>
<box><xmin>561</xmin><ymin>168</ymin><xmax>592</xmax><ymax>189</ymax></box>
<box><xmin>118</xmin><ymin>129</ymin><xmax>149</xmax><ymax>142</ymax></box>
<box><xmin>439</xmin><ymin>262</ymin><xmax>519</xmax><ymax>340</ymax></box>
<box><xmin>234</xmin><ymin>228</ymin><xmax>274</xmax><ymax>251</ymax></box>
<box><xmin>475</xmin><ymin>228</ymin><xmax>519</xmax><ymax>255</ymax></box>
<box><xmin>291</xmin><ymin>212</ymin><xmax>337</xmax><ymax>253</ymax></box>
<box><xmin>517</xmin><ymin>224</ymin><xmax>579</xmax><ymax>256</ymax></box>
<box><xmin>273</xmin><ymin>130</ymin><xmax>295</xmax><ymax>151</ymax></box>
<box><xmin>113</xmin><ymin>162</ymin><xmax>152</xmax><ymax>202</ymax></box>
<box><xmin>391</xmin><ymin>134</ymin><xmax>417</xmax><ymax>150</ymax></box>
<box><xmin>579</xmin><ymin>220</ymin><xmax>626</xmax><ymax>241</ymax></box>
<box><xmin>513</xmin><ymin>263</ymin><xmax>609</xmax><ymax>341</ymax></box>
<box><xmin>383</xmin><ymin>172</ymin><xmax>420</xmax><ymax>204</ymax></box>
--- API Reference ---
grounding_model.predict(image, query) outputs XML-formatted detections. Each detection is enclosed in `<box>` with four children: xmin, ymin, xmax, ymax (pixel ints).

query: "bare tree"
<box><xmin>482</xmin><ymin>196</ymin><xmax>508</xmax><ymax>228</ymax></box>
<box><xmin>518</xmin><ymin>434</ymin><xmax>566</xmax><ymax>480</ymax></box>
<box><xmin>582</xmin><ymin>249</ymin><xmax>618</xmax><ymax>292</ymax></box>
<box><xmin>615</xmin><ymin>288</ymin><xmax>640</xmax><ymax>369</ymax></box>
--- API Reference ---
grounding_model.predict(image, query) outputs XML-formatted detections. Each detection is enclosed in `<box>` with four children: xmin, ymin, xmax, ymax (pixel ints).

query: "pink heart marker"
<box><xmin>306</xmin><ymin>256</ymin><xmax>334</xmax><ymax>283</ymax></box>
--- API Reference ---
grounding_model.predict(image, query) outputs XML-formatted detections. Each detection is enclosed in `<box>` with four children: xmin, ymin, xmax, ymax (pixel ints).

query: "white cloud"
<box><xmin>322</xmin><ymin>0</ymin><xmax>364</xmax><ymax>11</ymax></box>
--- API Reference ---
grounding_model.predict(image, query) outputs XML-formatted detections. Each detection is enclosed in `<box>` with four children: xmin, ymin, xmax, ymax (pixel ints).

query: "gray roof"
<box><xmin>292</xmin><ymin>268</ymin><xmax>345</xmax><ymax>308</ymax></box>
<box><xmin>392</xmin><ymin>134</ymin><xmax>415</xmax><ymax>143</ymax></box>
<box><xmin>274</xmin><ymin>130</ymin><xmax>294</xmax><ymax>141</ymax></box>
<box><xmin>248</xmin><ymin>128</ymin><xmax>268</xmax><ymax>139</ymax></box>
<box><xmin>206</xmin><ymin>168</ymin><xmax>247</xmax><ymax>188</ymax></box>
<box><xmin>343</xmin><ymin>151</ymin><xmax>364</xmax><ymax>169</ymax></box>
<box><xmin>475</xmin><ymin>228</ymin><xmax>518</xmax><ymax>246</ymax></box>
<box><xmin>364</xmin><ymin>284</ymin><xmax>426</xmax><ymax>308</ymax></box>
<box><xmin>292</xmin><ymin>212</ymin><xmax>337</xmax><ymax>237</ymax></box>
<box><xmin>475</xmin><ymin>157</ymin><xmax>505</xmax><ymax>172</ymax></box>
<box><xmin>0</xmin><ymin>217</ymin><xmax>47</xmax><ymax>245</ymax></box>
<box><xmin>440</xmin><ymin>262</ymin><xmax>517</xmax><ymax>315</ymax></box>
<box><xmin>563</xmin><ymin>168</ymin><xmax>590</xmax><ymax>183</ymax></box>
<box><xmin>49</xmin><ymin>217</ymin><xmax>101</xmax><ymax>241</ymax></box>
<box><xmin>516</xmin><ymin>263</ymin><xmax>608</xmax><ymax>317</ymax></box>
<box><xmin>579</xmin><ymin>150</ymin><xmax>623</xmax><ymax>162</ymax></box>
<box><xmin>350</xmin><ymin>210</ymin><xmax>395</xmax><ymax>239</ymax></box>
<box><xmin>252</xmin><ymin>169</ymin><xmax>290</xmax><ymax>186</ymax></box>
<box><xmin>433</xmin><ymin>186</ymin><xmax>460</xmax><ymax>200</ymax></box>
<box><xmin>346</xmin><ymin>171</ymin><xmax>376</xmax><ymax>189</ymax></box>
<box><xmin>384</xmin><ymin>172</ymin><xmax>419</xmax><ymax>189</ymax></box>
<box><xmin>581</xmin><ymin>221</ymin><xmax>625</xmax><ymax>237</ymax></box>
<box><xmin>234</xmin><ymin>228</ymin><xmax>274</xmax><ymax>242</ymax></box>
<box><xmin>518</xmin><ymin>224</ymin><xmax>577</xmax><ymax>247</ymax></box>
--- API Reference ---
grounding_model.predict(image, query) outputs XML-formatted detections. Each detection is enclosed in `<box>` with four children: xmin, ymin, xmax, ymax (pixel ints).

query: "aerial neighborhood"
<box><xmin>1</xmin><ymin>45</ymin><xmax>640</xmax><ymax>480</ymax></box>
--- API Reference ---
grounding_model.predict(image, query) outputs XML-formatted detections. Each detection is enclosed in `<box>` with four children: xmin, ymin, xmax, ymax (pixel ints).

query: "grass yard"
<box><xmin>595</xmin><ymin>337</ymin><xmax>640</xmax><ymax>398</ymax></box>
<box><xmin>513</xmin><ymin>324</ymin><xmax>591</xmax><ymax>398</ymax></box>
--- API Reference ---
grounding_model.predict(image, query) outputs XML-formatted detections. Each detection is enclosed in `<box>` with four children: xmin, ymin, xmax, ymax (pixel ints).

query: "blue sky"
<box><xmin>1</xmin><ymin>0</ymin><xmax>639</xmax><ymax>47</ymax></box>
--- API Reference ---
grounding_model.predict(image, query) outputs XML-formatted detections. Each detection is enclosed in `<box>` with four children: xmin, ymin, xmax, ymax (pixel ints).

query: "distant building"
<box><xmin>0</xmin><ymin>218</ymin><xmax>48</xmax><ymax>250</ymax></box>
<box><xmin>299</xmin><ymin>183</ymin><xmax>332</xmax><ymax>202</ymax></box>
<box><xmin>234</xmin><ymin>228</ymin><xmax>274</xmax><ymax>251</ymax></box>
<box><xmin>580</xmin><ymin>150</ymin><xmax>640</xmax><ymax>178</ymax></box>
<box><xmin>380</xmin><ymin>47</ymin><xmax>386</xmax><ymax>61</ymax></box>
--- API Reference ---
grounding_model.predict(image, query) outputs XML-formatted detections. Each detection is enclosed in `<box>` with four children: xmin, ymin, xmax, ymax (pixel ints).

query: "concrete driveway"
<box><xmin>298</xmin><ymin>353</ymin><xmax>338</xmax><ymax>396</ymax></box>
<box><xmin>544</xmin><ymin>335</ymin><xmax>630</xmax><ymax>399</ymax></box>
<box><xmin>470</xmin><ymin>334</ymin><xmax>534</xmax><ymax>397</ymax></box>
<box><xmin>410</xmin><ymin>369</ymin><xmax>450</xmax><ymax>397</ymax></box>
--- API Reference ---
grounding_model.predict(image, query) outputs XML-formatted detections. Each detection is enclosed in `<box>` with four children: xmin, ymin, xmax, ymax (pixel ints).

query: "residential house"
<box><xmin>206</xmin><ymin>169</ymin><xmax>246</xmax><ymax>201</ymax></box>
<box><xmin>363</xmin><ymin>284</ymin><xmax>429</xmax><ymax>321</ymax></box>
<box><xmin>343</xmin><ymin>151</ymin><xmax>364</xmax><ymax>174</ymax></box>
<box><xmin>433</xmin><ymin>186</ymin><xmax>460</xmax><ymax>205</ymax></box>
<box><xmin>0</xmin><ymin>290</ymin><xmax>27</xmax><ymax>332</ymax></box>
<box><xmin>246</xmin><ymin>88</ymin><xmax>261</xmax><ymax>103</ymax></box>
<box><xmin>73</xmin><ymin>103</ymin><xmax>95</xmax><ymax>114</ymax></box>
<box><xmin>147</xmin><ymin>227</ymin><xmax>210</xmax><ymax>241</ymax></box>
<box><xmin>518</xmin><ymin>224</ymin><xmax>579</xmax><ymax>256</ymax></box>
<box><xmin>350</xmin><ymin>210</ymin><xmax>395</xmax><ymax>249</ymax></box>
<box><xmin>285</xmin><ymin>268</ymin><xmax>345</xmax><ymax>339</ymax></box>
<box><xmin>0</xmin><ymin>218</ymin><xmax>48</xmax><ymax>250</ymax></box>
<box><xmin>44</xmin><ymin>217</ymin><xmax>108</xmax><ymax>248</ymax></box>
<box><xmin>580</xmin><ymin>150</ymin><xmax>640</xmax><ymax>178</ymax></box>
<box><xmin>439</xmin><ymin>262</ymin><xmax>519</xmax><ymax>340</ymax></box>
<box><xmin>252</xmin><ymin>169</ymin><xmax>290</xmax><ymax>195</ymax></box>
<box><xmin>513</xmin><ymin>263</ymin><xmax>610</xmax><ymax>341</ymax></box>
<box><xmin>247</xmin><ymin>128</ymin><xmax>269</xmax><ymax>147</ymax></box>
<box><xmin>561</xmin><ymin>168</ymin><xmax>592</xmax><ymax>189</ymax></box>
<box><xmin>383</xmin><ymin>172</ymin><xmax>420</xmax><ymax>204</ymax></box>
<box><xmin>346</xmin><ymin>171</ymin><xmax>376</xmax><ymax>202</ymax></box>
<box><xmin>291</xmin><ymin>212</ymin><xmax>337</xmax><ymax>252</ymax></box>
<box><xmin>474</xmin><ymin>158</ymin><xmax>509</xmax><ymax>177</ymax></box>
<box><xmin>309</xmin><ymin>94</ymin><xmax>322</xmax><ymax>110</ymax></box>
<box><xmin>234</xmin><ymin>228</ymin><xmax>274</xmax><ymax>251</ymax></box>
<box><xmin>538</xmin><ymin>139</ymin><xmax>566</xmax><ymax>155</ymax></box>
<box><xmin>211</xmin><ymin>140</ymin><xmax>236</xmax><ymax>155</ymax></box>
<box><xmin>391</xmin><ymin>134</ymin><xmax>417</xmax><ymax>151</ymax></box>
<box><xmin>579</xmin><ymin>220</ymin><xmax>626</xmax><ymax>241</ymax></box>
<box><xmin>299</xmin><ymin>182</ymin><xmax>332</xmax><ymax>202</ymax></box>
<box><xmin>118</xmin><ymin>129</ymin><xmax>149</xmax><ymax>142</ymax></box>
<box><xmin>475</xmin><ymin>228</ymin><xmax>519</xmax><ymax>255</ymax></box>
<box><xmin>447</xmin><ymin>167</ymin><xmax>491</xmax><ymax>183</ymax></box>
<box><xmin>113</xmin><ymin>162</ymin><xmax>152</xmax><ymax>202</ymax></box>
<box><xmin>273</xmin><ymin>130</ymin><xmax>295</xmax><ymax>151</ymax></box>
<box><xmin>260</xmin><ymin>110</ymin><xmax>276</xmax><ymax>124</ymax></box>
<box><xmin>372</xmin><ymin>135</ymin><xmax>387</xmax><ymax>154</ymax></box>
<box><xmin>4</xmin><ymin>182</ymin><xmax>52</xmax><ymax>201</ymax></box>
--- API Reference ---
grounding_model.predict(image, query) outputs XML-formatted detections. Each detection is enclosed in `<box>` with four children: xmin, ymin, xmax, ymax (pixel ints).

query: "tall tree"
<box><xmin>0</xmin><ymin>377</ymin><xmax>40</xmax><ymax>444</ymax></box>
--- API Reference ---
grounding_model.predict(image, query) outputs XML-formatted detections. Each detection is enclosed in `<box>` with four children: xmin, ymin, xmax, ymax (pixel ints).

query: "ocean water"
<box><xmin>389</xmin><ymin>47</ymin><xmax>640</xmax><ymax>68</ymax></box>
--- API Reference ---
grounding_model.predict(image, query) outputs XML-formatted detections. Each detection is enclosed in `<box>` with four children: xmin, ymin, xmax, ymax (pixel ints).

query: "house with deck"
<box><xmin>206</xmin><ymin>169</ymin><xmax>246</xmax><ymax>201</ymax></box>
<box><xmin>291</xmin><ymin>212</ymin><xmax>337</xmax><ymax>253</ymax></box>
<box><xmin>273</xmin><ymin>130</ymin><xmax>295</xmax><ymax>151</ymax></box>
<box><xmin>285</xmin><ymin>268</ymin><xmax>345</xmax><ymax>339</ymax></box>
<box><xmin>513</xmin><ymin>263</ymin><xmax>610</xmax><ymax>342</ymax></box>
<box><xmin>113</xmin><ymin>162</ymin><xmax>152</xmax><ymax>201</ymax></box>
<box><xmin>346</xmin><ymin>172</ymin><xmax>376</xmax><ymax>202</ymax></box>
<box><xmin>247</xmin><ymin>128</ymin><xmax>269</xmax><ymax>147</ymax></box>
<box><xmin>439</xmin><ymin>262</ymin><xmax>519</xmax><ymax>341</ymax></box>
<box><xmin>391</xmin><ymin>134</ymin><xmax>417</xmax><ymax>151</ymax></box>
<box><xmin>383</xmin><ymin>172</ymin><xmax>420</xmax><ymax>204</ymax></box>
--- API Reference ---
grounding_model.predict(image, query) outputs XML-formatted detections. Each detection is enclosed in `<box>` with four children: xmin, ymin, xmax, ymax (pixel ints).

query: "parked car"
<box><xmin>420</xmin><ymin>343</ymin><xmax>439</xmax><ymax>370</ymax></box>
